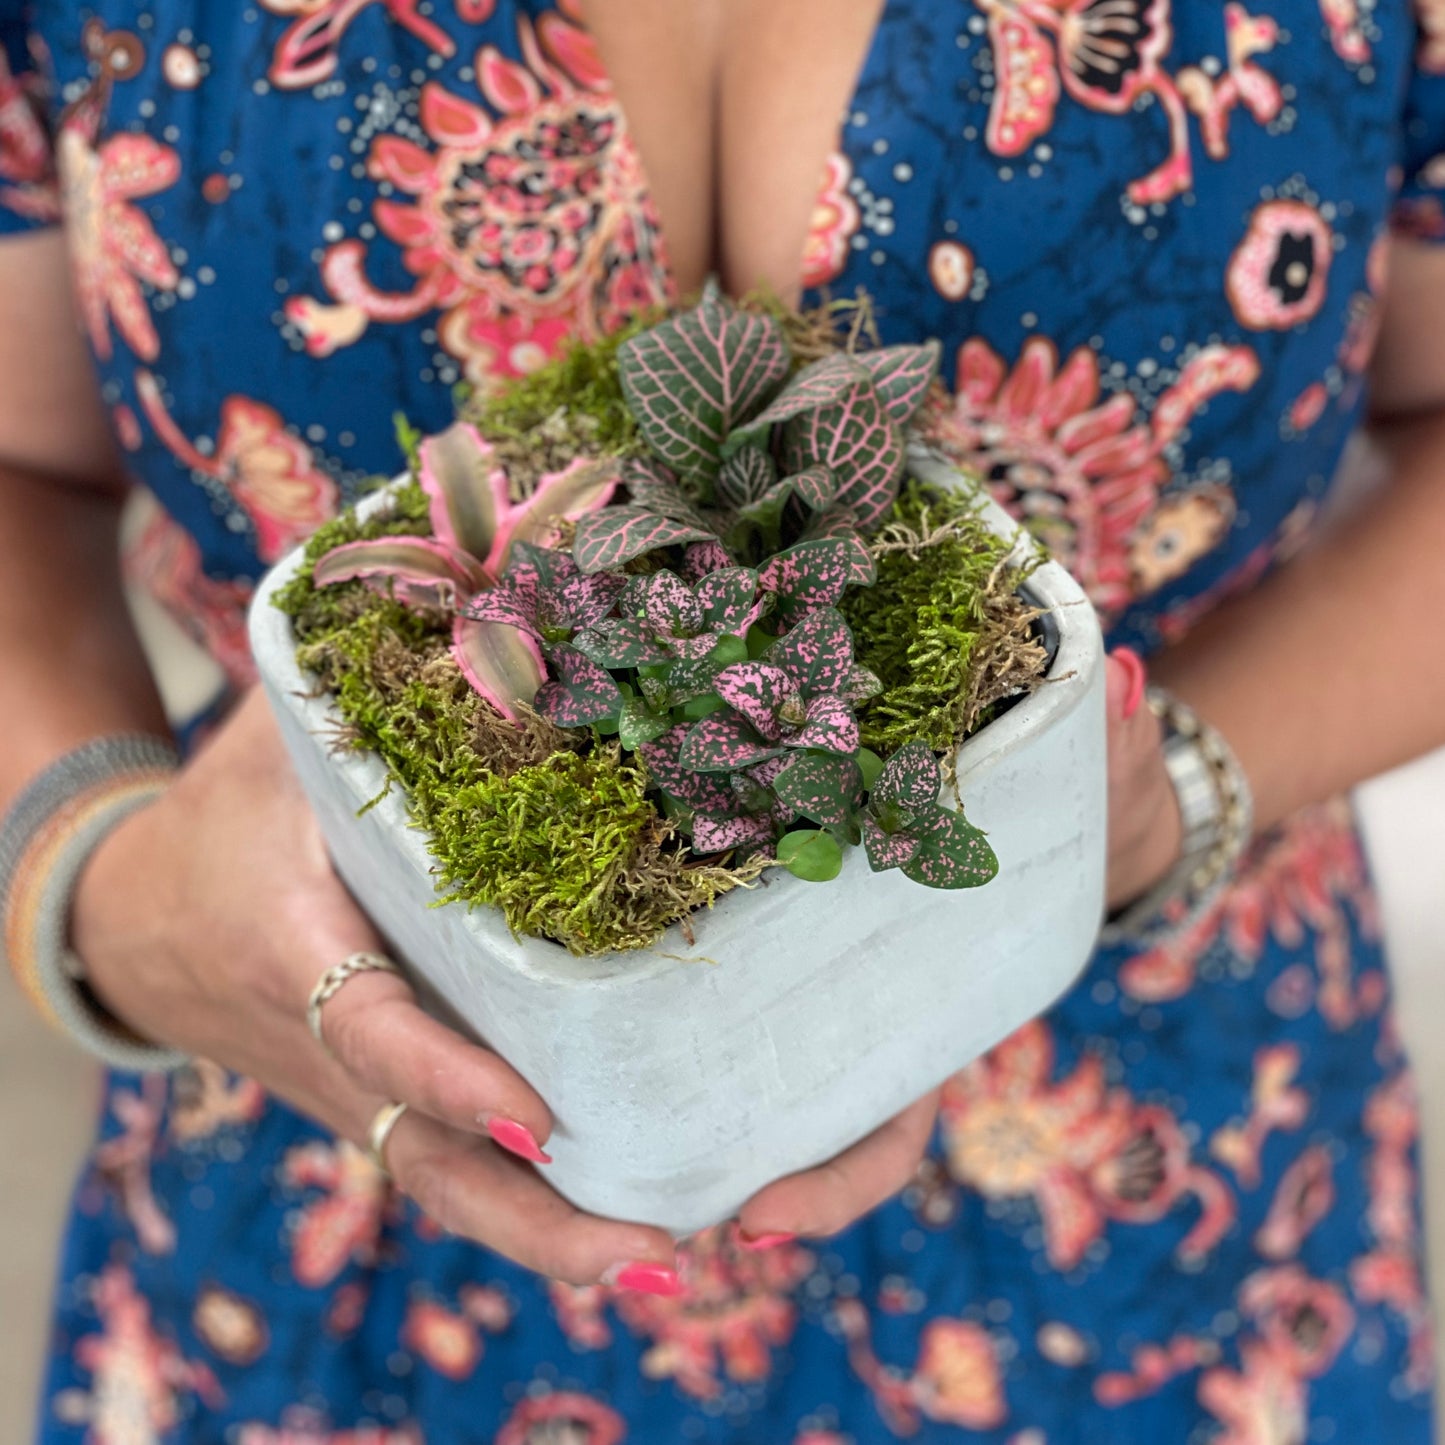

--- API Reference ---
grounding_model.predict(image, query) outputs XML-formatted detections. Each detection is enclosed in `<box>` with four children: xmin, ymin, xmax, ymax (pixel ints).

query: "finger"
<box><xmin>385</xmin><ymin>1108</ymin><xmax>679</xmax><ymax>1288</ymax></box>
<box><xmin>1105</xmin><ymin>647</ymin><xmax>1147</xmax><ymax>723</ymax></box>
<box><xmin>318</xmin><ymin>965</ymin><xmax>553</xmax><ymax>1161</ymax></box>
<box><xmin>737</xmin><ymin>1090</ymin><xmax>940</xmax><ymax>1240</ymax></box>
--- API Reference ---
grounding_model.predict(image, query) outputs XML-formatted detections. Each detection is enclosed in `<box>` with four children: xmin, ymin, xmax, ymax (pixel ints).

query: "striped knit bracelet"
<box><xmin>0</xmin><ymin>734</ymin><xmax>188</xmax><ymax>1072</ymax></box>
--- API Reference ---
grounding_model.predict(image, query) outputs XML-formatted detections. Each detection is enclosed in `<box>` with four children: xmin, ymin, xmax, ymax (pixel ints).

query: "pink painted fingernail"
<box><xmin>484</xmin><ymin>1116</ymin><xmax>552</xmax><ymax>1164</ymax></box>
<box><xmin>735</xmin><ymin>1227</ymin><xmax>796</xmax><ymax>1252</ymax></box>
<box><xmin>1111</xmin><ymin>647</ymin><xmax>1147</xmax><ymax>720</ymax></box>
<box><xmin>606</xmin><ymin>1262</ymin><xmax>683</xmax><ymax>1297</ymax></box>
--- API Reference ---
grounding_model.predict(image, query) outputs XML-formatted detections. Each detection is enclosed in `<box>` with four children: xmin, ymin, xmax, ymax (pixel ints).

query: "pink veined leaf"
<box><xmin>790</xmin><ymin>694</ymin><xmax>859</xmax><ymax>756</ymax></box>
<box><xmin>781</xmin><ymin>377</ymin><xmax>906</xmax><ymax>530</ymax></box>
<box><xmin>617</xmin><ymin>283</ymin><xmax>791</xmax><ymax>486</ymax></box>
<box><xmin>864</xmin><ymin>816</ymin><xmax>921</xmax><ymax>872</ymax></box>
<box><xmin>745</xmin><ymin>353</ymin><xmax>866</xmax><ymax>431</ymax></box>
<box><xmin>872</xmin><ymin>740</ymin><xmax>944</xmax><ymax>811</ymax></box>
<box><xmin>715</xmin><ymin>445</ymin><xmax>777</xmax><ymax>508</ymax></box>
<box><xmin>573</xmin><ymin>505</ymin><xmax>716</xmax><ymax>572</ymax></box>
<box><xmin>855</xmin><ymin>341</ymin><xmax>942</xmax><ymax>425</ymax></box>
<box><xmin>452</xmin><ymin>615</ymin><xmax>545</xmax><ymax>720</ymax></box>
<box><xmin>692</xmin><ymin>811</ymin><xmax>780</xmax><ymax>853</ymax></box>
<box><xmin>489</xmin><ymin>457</ymin><xmax>620</xmax><ymax>574</ymax></box>
<box><xmin>419</xmin><ymin>421</ymin><xmax>512</xmax><ymax>563</ymax></box>
<box><xmin>790</xmin><ymin>464</ymin><xmax>838</xmax><ymax>511</ymax></box>
<box><xmin>679</xmin><ymin>712</ymin><xmax>786</xmax><ymax>773</ymax></box>
<box><xmin>713</xmin><ymin>662</ymin><xmax>793</xmax><ymax>741</ymax></box>
<box><xmin>313</xmin><ymin>536</ymin><xmax>486</xmax><ymax>608</ymax></box>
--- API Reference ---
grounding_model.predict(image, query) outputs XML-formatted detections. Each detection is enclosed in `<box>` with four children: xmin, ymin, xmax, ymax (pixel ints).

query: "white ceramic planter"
<box><xmin>249</xmin><ymin>451</ymin><xmax>1107</xmax><ymax>1235</ymax></box>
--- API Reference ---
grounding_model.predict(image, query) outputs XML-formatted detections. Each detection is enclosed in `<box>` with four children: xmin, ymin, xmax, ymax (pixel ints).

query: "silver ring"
<box><xmin>366</xmin><ymin>1100</ymin><xmax>409</xmax><ymax>1178</ymax></box>
<box><xmin>306</xmin><ymin>951</ymin><xmax>402</xmax><ymax>1048</ymax></box>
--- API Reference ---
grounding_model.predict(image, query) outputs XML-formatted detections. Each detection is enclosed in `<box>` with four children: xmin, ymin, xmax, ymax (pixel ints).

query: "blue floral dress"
<box><xmin>2</xmin><ymin>0</ymin><xmax>1440</xmax><ymax>1440</ymax></box>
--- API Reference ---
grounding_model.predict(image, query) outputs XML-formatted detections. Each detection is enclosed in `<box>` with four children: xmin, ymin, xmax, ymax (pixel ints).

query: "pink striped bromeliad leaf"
<box><xmin>617</xmin><ymin>281</ymin><xmax>791</xmax><ymax>489</ymax></box>
<box><xmin>311</xmin><ymin>536</ymin><xmax>487</xmax><ymax>608</ymax></box>
<box><xmin>451</xmin><ymin>615</ymin><xmax>545</xmax><ymax>722</ymax></box>
<box><xmin>421</xmin><ymin>421</ymin><xmax>619</xmax><ymax>577</ymax></box>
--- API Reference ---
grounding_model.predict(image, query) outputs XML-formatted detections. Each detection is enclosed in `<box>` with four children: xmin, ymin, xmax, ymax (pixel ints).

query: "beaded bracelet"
<box><xmin>0</xmin><ymin>734</ymin><xmax>188</xmax><ymax>1072</ymax></box>
<box><xmin>1099</xmin><ymin>686</ymin><xmax>1255</xmax><ymax>950</ymax></box>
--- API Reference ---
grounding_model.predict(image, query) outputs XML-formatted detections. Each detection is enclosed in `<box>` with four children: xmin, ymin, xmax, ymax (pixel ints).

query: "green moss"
<box><xmin>465</xmin><ymin>317</ymin><xmax>659</xmax><ymax>489</ymax></box>
<box><xmin>841</xmin><ymin>481</ymin><xmax>1046</xmax><ymax>757</ymax></box>
<box><xmin>271</xmin><ymin>479</ymin><xmax>432</xmax><ymax>633</ymax></box>
<box><xmin>284</xmin><ymin>530</ymin><xmax>758</xmax><ymax>954</ymax></box>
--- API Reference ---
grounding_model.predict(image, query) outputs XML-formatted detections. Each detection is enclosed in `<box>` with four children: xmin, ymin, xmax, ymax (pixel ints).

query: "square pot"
<box><xmin>249</xmin><ymin>450</ymin><xmax>1107</xmax><ymax>1235</ymax></box>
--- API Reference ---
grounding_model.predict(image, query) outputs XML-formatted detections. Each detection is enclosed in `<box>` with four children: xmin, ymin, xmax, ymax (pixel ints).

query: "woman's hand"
<box><xmin>734</xmin><ymin>648</ymin><xmax>1184</xmax><ymax>1246</ymax></box>
<box><xmin>1104</xmin><ymin>647</ymin><xmax>1183</xmax><ymax>909</ymax></box>
<box><xmin>71</xmin><ymin>688</ymin><xmax>681</xmax><ymax>1293</ymax></box>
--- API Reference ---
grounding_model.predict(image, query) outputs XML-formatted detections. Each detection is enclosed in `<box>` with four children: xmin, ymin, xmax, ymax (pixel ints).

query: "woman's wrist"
<box><xmin>0</xmin><ymin>732</ymin><xmax>188</xmax><ymax>1071</ymax></box>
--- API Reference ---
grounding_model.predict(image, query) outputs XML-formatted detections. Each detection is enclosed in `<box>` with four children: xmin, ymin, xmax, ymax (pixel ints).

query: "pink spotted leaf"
<box><xmin>692</xmin><ymin>811</ymin><xmax>781</xmax><ymax>853</ymax></box>
<box><xmin>637</xmin><ymin>726</ymin><xmax>737</xmax><ymax>812</ymax></box>
<box><xmin>863</xmin><ymin>816</ymin><xmax>922</xmax><ymax>872</ymax></box>
<box><xmin>903</xmin><ymin>812</ymin><xmax>1000</xmax><ymax>890</ymax></box>
<box><xmin>764</xmin><ymin>606</ymin><xmax>858</xmax><ymax>696</ymax></box>
<box><xmin>789</xmin><ymin>693</ymin><xmax>859</xmax><ymax>756</ymax></box>
<box><xmin>771</xmin><ymin>751</ymin><xmax>864</xmax><ymax>827</ymax></box>
<box><xmin>678</xmin><ymin>712</ymin><xmax>786</xmax><ymax>773</ymax></box>
<box><xmin>713</xmin><ymin>662</ymin><xmax>793</xmax><ymax>741</ymax></box>
<box><xmin>757</xmin><ymin>538</ymin><xmax>861</xmax><ymax>626</ymax></box>
<box><xmin>572</xmin><ymin>616</ymin><xmax>670</xmax><ymax>669</ymax></box>
<box><xmin>871</xmin><ymin>741</ymin><xmax>944</xmax><ymax>811</ymax></box>
<box><xmin>682</xmin><ymin>539</ymin><xmax>733</xmax><ymax>580</ymax></box>
<box><xmin>533</xmin><ymin>644</ymin><xmax>622</xmax><ymax>727</ymax></box>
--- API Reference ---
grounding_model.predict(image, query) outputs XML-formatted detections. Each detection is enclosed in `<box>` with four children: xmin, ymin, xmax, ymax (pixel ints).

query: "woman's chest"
<box><xmin>22</xmin><ymin>0</ymin><xmax>1429</xmax><ymax>641</ymax></box>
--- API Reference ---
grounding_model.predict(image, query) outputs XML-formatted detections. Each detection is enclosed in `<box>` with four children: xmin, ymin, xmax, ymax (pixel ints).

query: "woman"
<box><xmin>1</xmin><ymin>0</ymin><xmax>1441</xmax><ymax>1439</ymax></box>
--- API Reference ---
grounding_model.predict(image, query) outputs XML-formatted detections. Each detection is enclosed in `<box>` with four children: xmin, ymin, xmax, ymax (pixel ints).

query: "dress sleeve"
<box><xmin>1394</xmin><ymin>11</ymin><xmax>1445</xmax><ymax>240</ymax></box>
<box><xmin>0</xmin><ymin>1</ymin><xmax>58</xmax><ymax>235</ymax></box>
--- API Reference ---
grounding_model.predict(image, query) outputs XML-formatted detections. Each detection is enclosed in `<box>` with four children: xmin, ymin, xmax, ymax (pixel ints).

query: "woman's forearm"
<box><xmin>0</xmin><ymin>467</ymin><xmax>168</xmax><ymax>804</ymax></box>
<box><xmin>1151</xmin><ymin>410</ymin><xmax>1445</xmax><ymax>833</ymax></box>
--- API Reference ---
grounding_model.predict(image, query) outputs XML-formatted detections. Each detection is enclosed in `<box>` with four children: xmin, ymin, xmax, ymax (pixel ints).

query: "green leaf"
<box><xmin>856</xmin><ymin>747</ymin><xmax>885</xmax><ymax>792</ymax></box>
<box><xmin>681</xmin><ymin>691</ymin><xmax>725</xmax><ymax>721</ymax></box>
<box><xmin>776</xmin><ymin>829</ymin><xmax>844</xmax><ymax>883</ymax></box>
<box><xmin>709</xmin><ymin>634</ymin><xmax>749</xmax><ymax>666</ymax></box>
<box><xmin>618</xmin><ymin>696</ymin><xmax>670</xmax><ymax>750</ymax></box>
